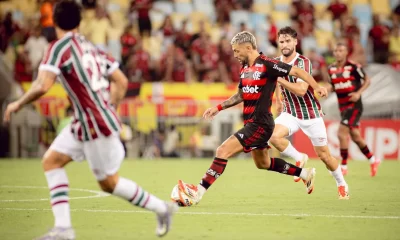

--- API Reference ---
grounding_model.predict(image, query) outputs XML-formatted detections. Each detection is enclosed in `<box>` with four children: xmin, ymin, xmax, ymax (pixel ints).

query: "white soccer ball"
<box><xmin>170</xmin><ymin>184</ymin><xmax>194</xmax><ymax>207</ymax></box>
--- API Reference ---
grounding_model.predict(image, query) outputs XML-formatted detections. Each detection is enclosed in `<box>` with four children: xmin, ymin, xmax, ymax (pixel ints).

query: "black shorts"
<box><xmin>234</xmin><ymin>121</ymin><xmax>274</xmax><ymax>153</ymax></box>
<box><xmin>138</xmin><ymin>18</ymin><xmax>152</xmax><ymax>35</ymax></box>
<box><xmin>340</xmin><ymin>107</ymin><xmax>363</xmax><ymax>128</ymax></box>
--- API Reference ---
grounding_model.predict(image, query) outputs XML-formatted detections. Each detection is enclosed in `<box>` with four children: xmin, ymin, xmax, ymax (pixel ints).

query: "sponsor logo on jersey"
<box><xmin>273</xmin><ymin>64</ymin><xmax>288</xmax><ymax>73</ymax></box>
<box><xmin>255</xmin><ymin>63</ymin><xmax>263</xmax><ymax>67</ymax></box>
<box><xmin>334</xmin><ymin>81</ymin><xmax>352</xmax><ymax>90</ymax></box>
<box><xmin>242</xmin><ymin>85</ymin><xmax>259</xmax><ymax>93</ymax></box>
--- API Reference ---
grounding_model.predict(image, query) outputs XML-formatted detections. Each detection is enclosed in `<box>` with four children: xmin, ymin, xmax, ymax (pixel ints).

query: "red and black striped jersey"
<box><xmin>239</xmin><ymin>53</ymin><xmax>292</xmax><ymax>125</ymax></box>
<box><xmin>39</xmin><ymin>32</ymin><xmax>121</xmax><ymax>141</ymax></box>
<box><xmin>327</xmin><ymin>60</ymin><xmax>365</xmax><ymax>112</ymax></box>
<box><xmin>276</xmin><ymin>53</ymin><xmax>323</xmax><ymax>120</ymax></box>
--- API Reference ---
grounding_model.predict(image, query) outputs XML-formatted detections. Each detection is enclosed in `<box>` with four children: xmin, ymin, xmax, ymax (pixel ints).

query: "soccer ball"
<box><xmin>170</xmin><ymin>184</ymin><xmax>194</xmax><ymax>207</ymax></box>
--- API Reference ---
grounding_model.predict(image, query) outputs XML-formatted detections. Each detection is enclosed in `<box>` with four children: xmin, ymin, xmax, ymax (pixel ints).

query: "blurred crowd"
<box><xmin>1</xmin><ymin>0</ymin><xmax>400</xmax><ymax>87</ymax></box>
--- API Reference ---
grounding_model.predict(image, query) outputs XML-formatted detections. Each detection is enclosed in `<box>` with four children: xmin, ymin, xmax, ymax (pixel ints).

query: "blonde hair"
<box><xmin>230</xmin><ymin>31</ymin><xmax>257</xmax><ymax>49</ymax></box>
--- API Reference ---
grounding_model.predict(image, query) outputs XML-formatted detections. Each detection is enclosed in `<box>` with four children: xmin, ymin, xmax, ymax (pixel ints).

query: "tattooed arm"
<box><xmin>221</xmin><ymin>89</ymin><xmax>243</xmax><ymax>110</ymax></box>
<box><xmin>203</xmin><ymin>89</ymin><xmax>243</xmax><ymax>120</ymax></box>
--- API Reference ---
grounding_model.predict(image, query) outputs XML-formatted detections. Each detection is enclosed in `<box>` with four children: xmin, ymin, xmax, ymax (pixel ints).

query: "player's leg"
<box><xmin>178</xmin><ymin>134</ymin><xmax>243</xmax><ymax>204</ymax></box>
<box><xmin>338</xmin><ymin>110</ymin><xmax>352</xmax><ymax>175</ymax></box>
<box><xmin>301</xmin><ymin>118</ymin><xmax>349</xmax><ymax>199</ymax></box>
<box><xmin>349</xmin><ymin>127</ymin><xmax>380</xmax><ymax>176</ymax></box>
<box><xmin>251</xmin><ymin>148</ymin><xmax>316</xmax><ymax>194</ymax></box>
<box><xmin>270</xmin><ymin>113</ymin><xmax>308</xmax><ymax>182</ymax></box>
<box><xmin>36</xmin><ymin>126</ymin><xmax>81</xmax><ymax>240</ymax></box>
<box><xmin>83</xmin><ymin>135</ymin><xmax>178</xmax><ymax>237</ymax></box>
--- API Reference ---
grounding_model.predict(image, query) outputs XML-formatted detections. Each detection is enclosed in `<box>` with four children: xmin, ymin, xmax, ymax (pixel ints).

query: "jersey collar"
<box><xmin>279</xmin><ymin>52</ymin><xmax>299</xmax><ymax>65</ymax></box>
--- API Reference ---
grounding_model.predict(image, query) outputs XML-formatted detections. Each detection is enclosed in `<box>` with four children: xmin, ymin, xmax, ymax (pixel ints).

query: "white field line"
<box><xmin>0</xmin><ymin>185</ymin><xmax>110</xmax><ymax>202</ymax></box>
<box><xmin>0</xmin><ymin>207</ymin><xmax>399</xmax><ymax>220</ymax></box>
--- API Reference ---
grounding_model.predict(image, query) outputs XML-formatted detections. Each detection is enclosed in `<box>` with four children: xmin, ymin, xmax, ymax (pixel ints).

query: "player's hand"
<box><xmin>3</xmin><ymin>101</ymin><xmax>22</xmax><ymax>123</ymax></box>
<box><xmin>203</xmin><ymin>107</ymin><xmax>220</xmax><ymax>120</ymax></box>
<box><xmin>349</xmin><ymin>92</ymin><xmax>361</xmax><ymax>102</ymax></box>
<box><xmin>315</xmin><ymin>86</ymin><xmax>328</xmax><ymax>98</ymax></box>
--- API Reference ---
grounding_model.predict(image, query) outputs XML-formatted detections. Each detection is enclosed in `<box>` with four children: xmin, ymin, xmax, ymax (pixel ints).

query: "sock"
<box><xmin>112</xmin><ymin>177</ymin><xmax>167</xmax><ymax>214</ymax></box>
<box><xmin>360</xmin><ymin>145</ymin><xmax>375</xmax><ymax>163</ymax></box>
<box><xmin>268</xmin><ymin>158</ymin><xmax>302</xmax><ymax>176</ymax></box>
<box><xmin>199</xmin><ymin>157</ymin><xmax>228</xmax><ymax>190</ymax></box>
<box><xmin>281</xmin><ymin>142</ymin><xmax>304</xmax><ymax>162</ymax></box>
<box><xmin>330</xmin><ymin>166</ymin><xmax>347</xmax><ymax>186</ymax></box>
<box><xmin>340</xmin><ymin>148</ymin><xmax>348</xmax><ymax>165</ymax></box>
<box><xmin>45</xmin><ymin>168</ymin><xmax>71</xmax><ymax>228</ymax></box>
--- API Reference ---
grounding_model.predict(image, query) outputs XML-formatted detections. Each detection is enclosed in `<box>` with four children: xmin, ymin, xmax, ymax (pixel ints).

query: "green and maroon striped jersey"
<box><xmin>277</xmin><ymin>53</ymin><xmax>323</xmax><ymax>120</ymax></box>
<box><xmin>39</xmin><ymin>32</ymin><xmax>120</xmax><ymax>141</ymax></box>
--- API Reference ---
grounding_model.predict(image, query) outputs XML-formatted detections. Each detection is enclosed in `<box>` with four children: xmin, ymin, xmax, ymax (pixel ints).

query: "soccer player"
<box><xmin>327</xmin><ymin>43</ymin><xmax>380</xmax><ymax>176</ymax></box>
<box><xmin>3</xmin><ymin>1</ymin><xmax>177</xmax><ymax>239</ymax></box>
<box><xmin>269</xmin><ymin>26</ymin><xmax>349</xmax><ymax>199</ymax></box>
<box><xmin>178</xmin><ymin>31</ymin><xmax>328</xmax><ymax>205</ymax></box>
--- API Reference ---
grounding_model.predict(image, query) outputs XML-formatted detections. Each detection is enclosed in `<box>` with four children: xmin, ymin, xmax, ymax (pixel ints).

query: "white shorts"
<box><xmin>275</xmin><ymin>112</ymin><xmax>327</xmax><ymax>146</ymax></box>
<box><xmin>49</xmin><ymin>124</ymin><xmax>125</xmax><ymax>180</ymax></box>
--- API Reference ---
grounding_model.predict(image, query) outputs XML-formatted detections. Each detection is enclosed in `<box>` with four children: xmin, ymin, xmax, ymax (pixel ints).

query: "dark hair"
<box><xmin>277</xmin><ymin>26</ymin><xmax>298</xmax><ymax>39</ymax></box>
<box><xmin>53</xmin><ymin>0</ymin><xmax>82</xmax><ymax>31</ymax></box>
<box><xmin>336</xmin><ymin>42</ymin><xmax>349</xmax><ymax>50</ymax></box>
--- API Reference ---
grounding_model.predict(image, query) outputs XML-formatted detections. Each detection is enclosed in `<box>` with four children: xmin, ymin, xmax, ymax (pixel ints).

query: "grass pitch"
<box><xmin>0</xmin><ymin>159</ymin><xmax>399</xmax><ymax>240</ymax></box>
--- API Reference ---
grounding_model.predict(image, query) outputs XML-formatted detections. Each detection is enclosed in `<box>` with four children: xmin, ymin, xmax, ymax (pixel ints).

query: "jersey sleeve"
<box><xmin>98</xmin><ymin>50</ymin><xmax>120</xmax><ymax>76</ymax></box>
<box><xmin>354</xmin><ymin>64</ymin><xmax>366</xmax><ymax>82</ymax></box>
<box><xmin>296</xmin><ymin>58</ymin><xmax>312</xmax><ymax>83</ymax></box>
<box><xmin>261</xmin><ymin>56</ymin><xmax>292</xmax><ymax>79</ymax></box>
<box><xmin>38</xmin><ymin>40</ymin><xmax>70</xmax><ymax>75</ymax></box>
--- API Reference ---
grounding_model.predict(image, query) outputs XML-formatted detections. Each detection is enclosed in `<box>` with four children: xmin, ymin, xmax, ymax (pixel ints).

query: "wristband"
<box><xmin>217</xmin><ymin>104</ymin><xmax>223</xmax><ymax>111</ymax></box>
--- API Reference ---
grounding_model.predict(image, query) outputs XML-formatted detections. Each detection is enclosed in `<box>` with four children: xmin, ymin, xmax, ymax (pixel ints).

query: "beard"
<box><xmin>282</xmin><ymin>48</ymin><xmax>295</xmax><ymax>57</ymax></box>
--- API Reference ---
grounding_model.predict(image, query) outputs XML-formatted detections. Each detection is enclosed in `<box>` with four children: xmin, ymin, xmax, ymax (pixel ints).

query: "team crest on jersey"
<box><xmin>253</xmin><ymin>71</ymin><xmax>261</xmax><ymax>80</ymax></box>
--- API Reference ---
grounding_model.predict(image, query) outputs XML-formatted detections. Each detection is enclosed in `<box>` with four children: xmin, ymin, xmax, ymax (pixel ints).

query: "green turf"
<box><xmin>0</xmin><ymin>159</ymin><xmax>400</xmax><ymax>240</ymax></box>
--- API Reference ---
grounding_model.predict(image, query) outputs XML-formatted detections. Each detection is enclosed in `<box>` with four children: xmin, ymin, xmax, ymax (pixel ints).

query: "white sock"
<box><xmin>45</xmin><ymin>168</ymin><xmax>71</xmax><ymax>228</ymax></box>
<box><xmin>197</xmin><ymin>184</ymin><xmax>207</xmax><ymax>199</ymax></box>
<box><xmin>112</xmin><ymin>177</ymin><xmax>167</xmax><ymax>214</ymax></box>
<box><xmin>281</xmin><ymin>142</ymin><xmax>303</xmax><ymax>162</ymax></box>
<box><xmin>369</xmin><ymin>156</ymin><xmax>375</xmax><ymax>164</ymax></box>
<box><xmin>299</xmin><ymin>169</ymin><xmax>308</xmax><ymax>180</ymax></box>
<box><xmin>330</xmin><ymin>166</ymin><xmax>347</xmax><ymax>186</ymax></box>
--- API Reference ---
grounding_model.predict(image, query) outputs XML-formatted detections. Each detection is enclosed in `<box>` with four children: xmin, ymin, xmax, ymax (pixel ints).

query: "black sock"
<box><xmin>268</xmin><ymin>158</ymin><xmax>302</xmax><ymax>176</ymax></box>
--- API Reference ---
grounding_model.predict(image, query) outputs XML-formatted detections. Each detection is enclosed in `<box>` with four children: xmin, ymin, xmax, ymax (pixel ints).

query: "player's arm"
<box><xmin>289</xmin><ymin>66</ymin><xmax>328</xmax><ymax>97</ymax></box>
<box><xmin>275</xmin><ymin>82</ymin><xmax>283</xmax><ymax>113</ymax></box>
<box><xmin>3</xmin><ymin>70</ymin><xmax>56</xmax><ymax>122</ymax></box>
<box><xmin>203</xmin><ymin>88</ymin><xmax>243</xmax><ymax>120</ymax></box>
<box><xmin>349</xmin><ymin>66</ymin><xmax>370</xmax><ymax>102</ymax></box>
<box><xmin>221</xmin><ymin>88</ymin><xmax>243</xmax><ymax>110</ymax></box>
<box><xmin>277</xmin><ymin>77</ymin><xmax>309</xmax><ymax>97</ymax></box>
<box><xmin>109</xmin><ymin>69</ymin><xmax>128</xmax><ymax>108</ymax></box>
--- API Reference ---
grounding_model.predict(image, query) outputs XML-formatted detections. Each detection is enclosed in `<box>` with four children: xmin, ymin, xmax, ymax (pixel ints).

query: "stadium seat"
<box><xmin>250</xmin><ymin>13</ymin><xmax>267</xmax><ymax>31</ymax></box>
<box><xmin>175</xmin><ymin>2</ymin><xmax>194</xmax><ymax>15</ymax></box>
<box><xmin>109</xmin><ymin>0</ymin><xmax>130</xmax><ymax>10</ymax></box>
<box><xmin>252</xmin><ymin>3</ymin><xmax>272</xmax><ymax>15</ymax></box>
<box><xmin>352</xmin><ymin>4</ymin><xmax>372</xmax><ymax>23</ymax></box>
<box><xmin>174</xmin><ymin>0</ymin><xmax>192</xmax><ymax>3</ymax></box>
<box><xmin>153</xmin><ymin>1</ymin><xmax>174</xmax><ymax>15</ymax></box>
<box><xmin>171</xmin><ymin>13</ymin><xmax>187</xmax><ymax>29</ymax></box>
<box><xmin>193</xmin><ymin>0</ymin><xmax>216</xmax><ymax>22</ymax></box>
<box><xmin>316</xmin><ymin>20</ymin><xmax>333</xmax><ymax>32</ymax></box>
<box><xmin>371</xmin><ymin>0</ymin><xmax>391</xmax><ymax>16</ymax></box>
<box><xmin>149</xmin><ymin>10</ymin><xmax>165</xmax><ymax>30</ymax></box>
<box><xmin>274</xmin><ymin>4</ymin><xmax>290</xmax><ymax>12</ymax></box>
<box><xmin>314</xmin><ymin>3</ymin><xmax>330</xmax><ymax>20</ymax></box>
<box><xmin>272</xmin><ymin>0</ymin><xmax>291</xmax><ymax>6</ymax></box>
<box><xmin>351</xmin><ymin>0</ymin><xmax>368</xmax><ymax>4</ymax></box>
<box><xmin>230</xmin><ymin>10</ymin><xmax>251</xmax><ymax>30</ymax></box>
<box><xmin>315</xmin><ymin>29</ymin><xmax>332</xmax><ymax>50</ymax></box>
<box><xmin>254</xmin><ymin>0</ymin><xmax>271</xmax><ymax>4</ymax></box>
<box><xmin>310</xmin><ymin>0</ymin><xmax>329</xmax><ymax>4</ymax></box>
<box><xmin>302</xmin><ymin>36</ymin><xmax>318</xmax><ymax>53</ymax></box>
<box><xmin>271</xmin><ymin>11</ymin><xmax>290</xmax><ymax>28</ymax></box>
